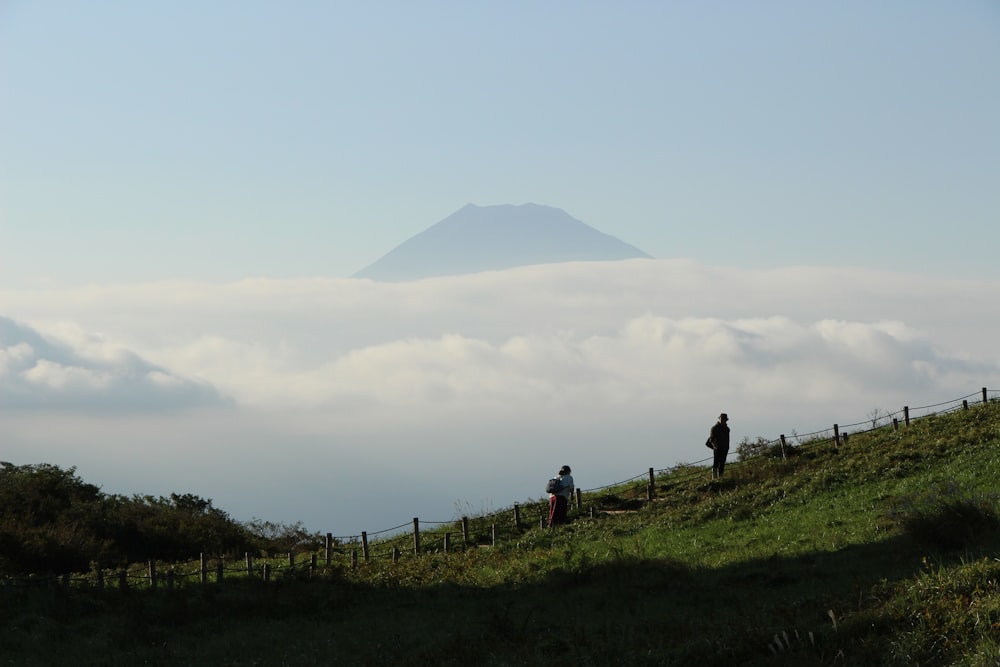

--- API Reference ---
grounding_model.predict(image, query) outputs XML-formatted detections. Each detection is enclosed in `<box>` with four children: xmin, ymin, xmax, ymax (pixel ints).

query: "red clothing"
<box><xmin>548</xmin><ymin>495</ymin><xmax>568</xmax><ymax>527</ymax></box>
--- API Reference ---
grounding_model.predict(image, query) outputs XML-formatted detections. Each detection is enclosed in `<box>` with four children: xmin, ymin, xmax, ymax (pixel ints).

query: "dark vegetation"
<box><xmin>2</xmin><ymin>400</ymin><xmax>1000</xmax><ymax>665</ymax></box>
<box><xmin>0</xmin><ymin>462</ymin><xmax>319</xmax><ymax>574</ymax></box>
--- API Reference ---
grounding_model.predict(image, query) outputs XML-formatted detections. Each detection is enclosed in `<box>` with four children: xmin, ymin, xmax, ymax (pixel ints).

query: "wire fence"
<box><xmin>3</xmin><ymin>387</ymin><xmax>996</xmax><ymax>590</ymax></box>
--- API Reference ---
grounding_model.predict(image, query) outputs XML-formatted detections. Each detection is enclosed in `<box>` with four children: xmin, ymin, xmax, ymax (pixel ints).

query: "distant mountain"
<box><xmin>352</xmin><ymin>203</ymin><xmax>653</xmax><ymax>281</ymax></box>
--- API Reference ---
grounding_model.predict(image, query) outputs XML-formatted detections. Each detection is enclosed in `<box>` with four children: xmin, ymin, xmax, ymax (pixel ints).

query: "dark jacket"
<box><xmin>709</xmin><ymin>421</ymin><xmax>730</xmax><ymax>451</ymax></box>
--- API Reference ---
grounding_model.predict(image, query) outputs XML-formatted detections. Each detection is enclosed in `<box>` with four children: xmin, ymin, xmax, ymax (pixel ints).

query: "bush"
<box><xmin>736</xmin><ymin>436</ymin><xmax>789</xmax><ymax>462</ymax></box>
<box><xmin>0</xmin><ymin>463</ymin><xmax>255</xmax><ymax>574</ymax></box>
<box><xmin>243</xmin><ymin>519</ymin><xmax>324</xmax><ymax>556</ymax></box>
<box><xmin>106</xmin><ymin>493</ymin><xmax>253</xmax><ymax>563</ymax></box>
<box><xmin>0</xmin><ymin>463</ymin><xmax>108</xmax><ymax>573</ymax></box>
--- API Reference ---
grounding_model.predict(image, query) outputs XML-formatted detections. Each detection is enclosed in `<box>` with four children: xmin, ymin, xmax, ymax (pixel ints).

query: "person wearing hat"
<box><xmin>547</xmin><ymin>465</ymin><xmax>575</xmax><ymax>527</ymax></box>
<box><xmin>708</xmin><ymin>413</ymin><xmax>731</xmax><ymax>479</ymax></box>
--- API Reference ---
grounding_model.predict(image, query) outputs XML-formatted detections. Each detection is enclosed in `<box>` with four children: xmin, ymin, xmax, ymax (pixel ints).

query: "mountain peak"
<box><xmin>353</xmin><ymin>203</ymin><xmax>652</xmax><ymax>281</ymax></box>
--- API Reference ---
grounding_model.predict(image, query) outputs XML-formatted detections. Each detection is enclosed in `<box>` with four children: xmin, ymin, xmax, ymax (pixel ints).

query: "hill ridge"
<box><xmin>3</xmin><ymin>393</ymin><xmax>999</xmax><ymax>664</ymax></box>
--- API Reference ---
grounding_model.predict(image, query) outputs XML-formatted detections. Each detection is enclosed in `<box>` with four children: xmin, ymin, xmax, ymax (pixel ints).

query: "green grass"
<box><xmin>2</xmin><ymin>402</ymin><xmax>1000</xmax><ymax>665</ymax></box>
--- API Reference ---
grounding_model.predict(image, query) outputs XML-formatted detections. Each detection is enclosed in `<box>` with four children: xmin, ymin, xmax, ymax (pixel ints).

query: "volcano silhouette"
<box><xmin>352</xmin><ymin>203</ymin><xmax>653</xmax><ymax>281</ymax></box>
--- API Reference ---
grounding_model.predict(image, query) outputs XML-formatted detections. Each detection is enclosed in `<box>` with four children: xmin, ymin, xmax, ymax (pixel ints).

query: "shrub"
<box><xmin>736</xmin><ymin>436</ymin><xmax>788</xmax><ymax>462</ymax></box>
<box><xmin>243</xmin><ymin>519</ymin><xmax>324</xmax><ymax>555</ymax></box>
<box><xmin>0</xmin><ymin>463</ymin><xmax>107</xmax><ymax>573</ymax></box>
<box><xmin>0</xmin><ymin>463</ymin><xmax>256</xmax><ymax>573</ymax></box>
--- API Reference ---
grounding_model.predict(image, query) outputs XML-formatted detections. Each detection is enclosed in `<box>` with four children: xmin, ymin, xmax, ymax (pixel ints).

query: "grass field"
<box><xmin>2</xmin><ymin>401</ymin><xmax>999</xmax><ymax>665</ymax></box>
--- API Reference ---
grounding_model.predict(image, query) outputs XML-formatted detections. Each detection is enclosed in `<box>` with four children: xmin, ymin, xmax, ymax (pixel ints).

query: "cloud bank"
<box><xmin>1</xmin><ymin>259</ymin><xmax>997</xmax><ymax>533</ymax></box>
<box><xmin>0</xmin><ymin>316</ymin><xmax>227</xmax><ymax>412</ymax></box>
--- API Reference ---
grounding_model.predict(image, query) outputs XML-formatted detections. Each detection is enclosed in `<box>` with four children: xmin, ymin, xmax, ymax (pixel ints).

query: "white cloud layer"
<box><xmin>1</xmin><ymin>259</ymin><xmax>997</xmax><ymax>534</ymax></box>
<box><xmin>0</xmin><ymin>316</ymin><xmax>226</xmax><ymax>411</ymax></box>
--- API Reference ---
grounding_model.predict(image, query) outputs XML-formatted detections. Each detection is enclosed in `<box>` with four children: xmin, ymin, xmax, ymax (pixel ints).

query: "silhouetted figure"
<box><xmin>547</xmin><ymin>465</ymin><xmax>575</xmax><ymax>527</ymax></box>
<box><xmin>708</xmin><ymin>413</ymin><xmax>730</xmax><ymax>479</ymax></box>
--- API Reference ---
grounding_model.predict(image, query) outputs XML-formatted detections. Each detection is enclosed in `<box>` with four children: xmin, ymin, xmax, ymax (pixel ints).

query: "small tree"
<box><xmin>243</xmin><ymin>519</ymin><xmax>323</xmax><ymax>556</ymax></box>
<box><xmin>736</xmin><ymin>436</ymin><xmax>784</xmax><ymax>462</ymax></box>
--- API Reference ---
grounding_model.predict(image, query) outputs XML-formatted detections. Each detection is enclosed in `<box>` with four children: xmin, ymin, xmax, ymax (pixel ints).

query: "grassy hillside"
<box><xmin>2</xmin><ymin>401</ymin><xmax>999</xmax><ymax>665</ymax></box>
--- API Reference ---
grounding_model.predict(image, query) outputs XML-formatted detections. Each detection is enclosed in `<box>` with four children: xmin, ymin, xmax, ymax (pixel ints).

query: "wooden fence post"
<box><xmin>491</xmin><ymin>523</ymin><xmax>498</xmax><ymax>547</ymax></box>
<box><xmin>148</xmin><ymin>561</ymin><xmax>157</xmax><ymax>589</ymax></box>
<box><xmin>392</xmin><ymin>547</ymin><xmax>400</xmax><ymax>563</ymax></box>
<box><xmin>513</xmin><ymin>503</ymin><xmax>521</xmax><ymax>528</ymax></box>
<box><xmin>310</xmin><ymin>554</ymin><xmax>317</xmax><ymax>576</ymax></box>
<box><xmin>245</xmin><ymin>552</ymin><xmax>254</xmax><ymax>576</ymax></box>
<box><xmin>984</xmin><ymin>387</ymin><xmax>989</xmax><ymax>404</ymax></box>
<box><xmin>833</xmin><ymin>424</ymin><xmax>840</xmax><ymax>449</ymax></box>
<box><xmin>362</xmin><ymin>531</ymin><xmax>370</xmax><ymax>562</ymax></box>
<box><xmin>780</xmin><ymin>434</ymin><xmax>787</xmax><ymax>460</ymax></box>
<box><xmin>200</xmin><ymin>553</ymin><xmax>208</xmax><ymax>586</ymax></box>
<box><xmin>263</xmin><ymin>563</ymin><xmax>271</xmax><ymax>583</ymax></box>
<box><xmin>647</xmin><ymin>468</ymin><xmax>655</xmax><ymax>501</ymax></box>
<box><xmin>325</xmin><ymin>533</ymin><xmax>333</xmax><ymax>565</ymax></box>
<box><xmin>843</xmin><ymin>432</ymin><xmax>850</xmax><ymax>446</ymax></box>
<box><xmin>575</xmin><ymin>487</ymin><xmax>582</xmax><ymax>510</ymax></box>
<box><xmin>893</xmin><ymin>418</ymin><xmax>899</xmax><ymax>431</ymax></box>
<box><xmin>540</xmin><ymin>514</ymin><xmax>546</xmax><ymax>529</ymax></box>
<box><xmin>904</xmin><ymin>406</ymin><xmax>910</xmax><ymax>426</ymax></box>
<box><xmin>444</xmin><ymin>532</ymin><xmax>451</xmax><ymax>553</ymax></box>
<box><xmin>351</xmin><ymin>549</ymin><xmax>358</xmax><ymax>571</ymax></box>
<box><xmin>288</xmin><ymin>551</ymin><xmax>295</xmax><ymax>568</ymax></box>
<box><xmin>462</xmin><ymin>517</ymin><xmax>470</xmax><ymax>545</ymax></box>
<box><xmin>413</xmin><ymin>518</ymin><xmax>420</xmax><ymax>554</ymax></box>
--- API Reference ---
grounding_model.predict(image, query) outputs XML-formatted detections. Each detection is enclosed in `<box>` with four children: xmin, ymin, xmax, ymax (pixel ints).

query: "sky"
<box><xmin>1</xmin><ymin>2</ymin><xmax>999</xmax><ymax>536</ymax></box>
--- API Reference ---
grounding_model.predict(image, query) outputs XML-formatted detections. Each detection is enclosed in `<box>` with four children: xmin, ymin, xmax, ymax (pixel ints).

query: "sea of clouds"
<box><xmin>1</xmin><ymin>258</ymin><xmax>997</xmax><ymax>536</ymax></box>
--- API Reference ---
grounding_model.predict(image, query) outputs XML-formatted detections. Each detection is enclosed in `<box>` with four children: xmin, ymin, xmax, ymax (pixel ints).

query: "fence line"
<box><xmin>298</xmin><ymin>385</ymin><xmax>998</xmax><ymax>558</ymax></box>
<box><xmin>2</xmin><ymin>387</ymin><xmax>996</xmax><ymax>590</ymax></box>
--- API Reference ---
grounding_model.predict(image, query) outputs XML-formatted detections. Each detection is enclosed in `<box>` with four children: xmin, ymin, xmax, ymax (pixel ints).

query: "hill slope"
<box><xmin>4</xmin><ymin>400</ymin><xmax>1000</xmax><ymax>665</ymax></box>
<box><xmin>352</xmin><ymin>202</ymin><xmax>653</xmax><ymax>281</ymax></box>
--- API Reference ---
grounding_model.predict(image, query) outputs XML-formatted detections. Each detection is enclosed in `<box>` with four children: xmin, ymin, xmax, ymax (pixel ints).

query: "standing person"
<box><xmin>708</xmin><ymin>413</ymin><xmax>730</xmax><ymax>479</ymax></box>
<box><xmin>547</xmin><ymin>465</ymin><xmax>574</xmax><ymax>527</ymax></box>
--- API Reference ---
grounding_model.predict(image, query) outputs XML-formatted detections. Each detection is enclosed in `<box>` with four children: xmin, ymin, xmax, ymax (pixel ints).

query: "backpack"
<box><xmin>546</xmin><ymin>477</ymin><xmax>562</xmax><ymax>494</ymax></box>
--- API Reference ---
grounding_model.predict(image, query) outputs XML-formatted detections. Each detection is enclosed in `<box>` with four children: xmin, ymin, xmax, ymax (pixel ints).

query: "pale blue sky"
<box><xmin>2</xmin><ymin>3</ymin><xmax>1000</xmax><ymax>533</ymax></box>
<box><xmin>2</xmin><ymin>1</ymin><xmax>998</xmax><ymax>287</ymax></box>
